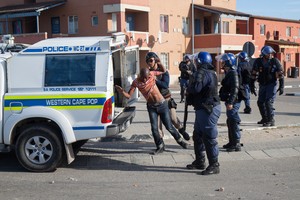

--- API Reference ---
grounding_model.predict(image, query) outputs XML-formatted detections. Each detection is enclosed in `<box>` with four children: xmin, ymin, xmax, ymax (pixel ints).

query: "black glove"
<box><xmin>277</xmin><ymin>78</ymin><xmax>284</xmax><ymax>95</ymax></box>
<box><xmin>250</xmin><ymin>80</ymin><xmax>257</xmax><ymax>96</ymax></box>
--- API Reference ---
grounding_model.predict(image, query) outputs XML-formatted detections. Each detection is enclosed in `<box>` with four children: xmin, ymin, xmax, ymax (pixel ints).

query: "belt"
<box><xmin>147</xmin><ymin>99</ymin><xmax>165</xmax><ymax>107</ymax></box>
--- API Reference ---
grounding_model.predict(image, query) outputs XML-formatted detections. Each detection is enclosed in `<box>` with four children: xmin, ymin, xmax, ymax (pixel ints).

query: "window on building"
<box><xmin>222</xmin><ymin>21</ymin><xmax>229</xmax><ymax>33</ymax></box>
<box><xmin>51</xmin><ymin>17</ymin><xmax>60</xmax><ymax>34</ymax></box>
<box><xmin>298</xmin><ymin>28</ymin><xmax>300</xmax><ymax>37</ymax></box>
<box><xmin>0</xmin><ymin>22</ymin><xmax>4</xmax><ymax>35</ymax></box>
<box><xmin>214</xmin><ymin>21</ymin><xmax>219</xmax><ymax>33</ymax></box>
<box><xmin>260</xmin><ymin>24</ymin><xmax>266</xmax><ymax>35</ymax></box>
<box><xmin>286</xmin><ymin>26</ymin><xmax>291</xmax><ymax>37</ymax></box>
<box><xmin>107</xmin><ymin>13</ymin><xmax>117</xmax><ymax>32</ymax></box>
<box><xmin>126</xmin><ymin>14</ymin><xmax>135</xmax><ymax>31</ymax></box>
<box><xmin>45</xmin><ymin>54</ymin><xmax>96</xmax><ymax>87</ymax></box>
<box><xmin>182</xmin><ymin>17</ymin><xmax>189</xmax><ymax>35</ymax></box>
<box><xmin>91</xmin><ymin>16</ymin><xmax>98</xmax><ymax>26</ymax></box>
<box><xmin>160</xmin><ymin>15</ymin><xmax>169</xmax><ymax>33</ymax></box>
<box><xmin>68</xmin><ymin>16</ymin><xmax>78</xmax><ymax>34</ymax></box>
<box><xmin>194</xmin><ymin>19</ymin><xmax>201</xmax><ymax>34</ymax></box>
<box><xmin>13</xmin><ymin>20</ymin><xmax>22</xmax><ymax>34</ymax></box>
<box><xmin>160</xmin><ymin>53</ymin><xmax>169</xmax><ymax>70</ymax></box>
<box><xmin>286</xmin><ymin>53</ymin><xmax>291</xmax><ymax>62</ymax></box>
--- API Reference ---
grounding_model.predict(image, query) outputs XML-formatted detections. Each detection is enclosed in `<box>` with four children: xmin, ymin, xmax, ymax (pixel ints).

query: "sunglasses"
<box><xmin>147</xmin><ymin>58</ymin><xmax>155</xmax><ymax>63</ymax></box>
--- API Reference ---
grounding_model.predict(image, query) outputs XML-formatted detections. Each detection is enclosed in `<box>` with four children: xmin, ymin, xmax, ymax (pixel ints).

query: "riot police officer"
<box><xmin>250</xmin><ymin>46</ymin><xmax>284</xmax><ymax>127</ymax></box>
<box><xmin>186</xmin><ymin>52</ymin><xmax>221</xmax><ymax>175</ymax></box>
<box><xmin>237</xmin><ymin>52</ymin><xmax>252</xmax><ymax>114</ymax></box>
<box><xmin>179</xmin><ymin>54</ymin><xmax>196</xmax><ymax>103</ymax></box>
<box><xmin>218</xmin><ymin>53</ymin><xmax>242</xmax><ymax>152</ymax></box>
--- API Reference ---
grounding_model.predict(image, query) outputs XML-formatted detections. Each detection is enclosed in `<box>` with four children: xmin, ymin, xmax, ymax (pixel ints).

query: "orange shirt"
<box><xmin>131</xmin><ymin>71</ymin><xmax>164</xmax><ymax>104</ymax></box>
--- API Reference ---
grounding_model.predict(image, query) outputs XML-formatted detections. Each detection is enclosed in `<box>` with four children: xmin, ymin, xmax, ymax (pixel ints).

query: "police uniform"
<box><xmin>237</xmin><ymin>59</ymin><xmax>252</xmax><ymax>113</ymax></box>
<box><xmin>179</xmin><ymin>58</ymin><xmax>195</xmax><ymax>102</ymax></box>
<box><xmin>186</xmin><ymin>63</ymin><xmax>221</xmax><ymax>175</ymax></box>
<box><xmin>219</xmin><ymin>67</ymin><xmax>242</xmax><ymax>151</ymax></box>
<box><xmin>251</xmin><ymin>56</ymin><xmax>284</xmax><ymax>126</ymax></box>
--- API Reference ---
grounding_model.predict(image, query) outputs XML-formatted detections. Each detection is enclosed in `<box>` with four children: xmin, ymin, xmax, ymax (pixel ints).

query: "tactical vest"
<box><xmin>256</xmin><ymin>58</ymin><xmax>278</xmax><ymax>85</ymax></box>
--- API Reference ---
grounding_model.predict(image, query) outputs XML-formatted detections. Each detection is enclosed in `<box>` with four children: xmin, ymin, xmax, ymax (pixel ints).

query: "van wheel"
<box><xmin>15</xmin><ymin>124</ymin><xmax>63</xmax><ymax>172</ymax></box>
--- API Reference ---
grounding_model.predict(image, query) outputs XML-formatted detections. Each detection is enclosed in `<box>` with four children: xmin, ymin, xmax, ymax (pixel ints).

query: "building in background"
<box><xmin>0</xmin><ymin>0</ymin><xmax>299</xmax><ymax>83</ymax></box>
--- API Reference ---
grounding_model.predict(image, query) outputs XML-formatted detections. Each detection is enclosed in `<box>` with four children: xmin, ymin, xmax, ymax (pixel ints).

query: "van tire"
<box><xmin>15</xmin><ymin>124</ymin><xmax>64</xmax><ymax>172</ymax></box>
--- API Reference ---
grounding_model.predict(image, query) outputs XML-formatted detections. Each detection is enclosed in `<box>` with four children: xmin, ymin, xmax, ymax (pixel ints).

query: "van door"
<box><xmin>113</xmin><ymin>45</ymin><xmax>139</xmax><ymax>107</ymax></box>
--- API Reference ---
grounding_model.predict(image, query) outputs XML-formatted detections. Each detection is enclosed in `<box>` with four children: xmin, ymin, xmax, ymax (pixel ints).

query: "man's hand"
<box><xmin>226</xmin><ymin>104</ymin><xmax>233</xmax><ymax>110</ymax></box>
<box><xmin>115</xmin><ymin>85</ymin><xmax>123</xmax><ymax>93</ymax></box>
<box><xmin>250</xmin><ymin>79</ymin><xmax>257</xmax><ymax>96</ymax></box>
<box><xmin>277</xmin><ymin>78</ymin><xmax>284</xmax><ymax>95</ymax></box>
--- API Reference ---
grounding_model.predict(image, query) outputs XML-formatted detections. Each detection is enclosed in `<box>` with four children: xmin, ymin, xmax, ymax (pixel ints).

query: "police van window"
<box><xmin>125</xmin><ymin>50</ymin><xmax>137</xmax><ymax>75</ymax></box>
<box><xmin>45</xmin><ymin>54</ymin><xmax>96</xmax><ymax>86</ymax></box>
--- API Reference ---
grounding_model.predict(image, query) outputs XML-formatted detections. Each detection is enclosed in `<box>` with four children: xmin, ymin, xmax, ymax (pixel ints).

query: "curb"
<box><xmin>286</xmin><ymin>93</ymin><xmax>300</xmax><ymax>96</ymax></box>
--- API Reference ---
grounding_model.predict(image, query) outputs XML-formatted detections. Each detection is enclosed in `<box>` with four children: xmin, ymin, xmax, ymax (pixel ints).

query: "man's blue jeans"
<box><xmin>147</xmin><ymin>101</ymin><xmax>181</xmax><ymax>147</ymax></box>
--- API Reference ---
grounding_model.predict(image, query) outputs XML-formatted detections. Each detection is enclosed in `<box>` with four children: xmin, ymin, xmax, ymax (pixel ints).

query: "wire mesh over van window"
<box><xmin>125</xmin><ymin>50</ymin><xmax>137</xmax><ymax>76</ymax></box>
<box><xmin>45</xmin><ymin>54</ymin><xmax>96</xmax><ymax>86</ymax></box>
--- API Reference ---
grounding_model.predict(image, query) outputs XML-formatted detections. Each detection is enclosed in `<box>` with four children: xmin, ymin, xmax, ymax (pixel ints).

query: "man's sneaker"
<box><xmin>186</xmin><ymin>160</ymin><xmax>206</xmax><ymax>170</ymax></box>
<box><xmin>151</xmin><ymin>144</ymin><xmax>165</xmax><ymax>155</ymax></box>
<box><xmin>179</xmin><ymin>128</ymin><xmax>190</xmax><ymax>141</ymax></box>
<box><xmin>226</xmin><ymin>143</ymin><xmax>241</xmax><ymax>152</ymax></box>
<box><xmin>177</xmin><ymin>138</ymin><xmax>188</xmax><ymax>149</ymax></box>
<box><xmin>200</xmin><ymin>162</ymin><xmax>220</xmax><ymax>175</ymax></box>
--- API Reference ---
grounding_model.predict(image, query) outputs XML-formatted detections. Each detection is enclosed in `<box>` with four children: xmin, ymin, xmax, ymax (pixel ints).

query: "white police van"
<box><xmin>0</xmin><ymin>33</ymin><xmax>139</xmax><ymax>172</ymax></box>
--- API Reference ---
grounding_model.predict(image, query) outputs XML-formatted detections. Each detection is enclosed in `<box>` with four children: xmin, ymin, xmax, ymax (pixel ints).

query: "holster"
<box><xmin>168</xmin><ymin>98</ymin><xmax>177</xmax><ymax>109</ymax></box>
<box><xmin>201</xmin><ymin>103</ymin><xmax>213</xmax><ymax>114</ymax></box>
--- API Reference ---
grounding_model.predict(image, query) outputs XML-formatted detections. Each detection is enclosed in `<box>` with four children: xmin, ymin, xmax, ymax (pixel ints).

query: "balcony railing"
<box><xmin>194</xmin><ymin>33</ymin><xmax>253</xmax><ymax>49</ymax></box>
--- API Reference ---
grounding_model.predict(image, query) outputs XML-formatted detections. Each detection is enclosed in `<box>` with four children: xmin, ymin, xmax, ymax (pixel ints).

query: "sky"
<box><xmin>236</xmin><ymin>0</ymin><xmax>300</xmax><ymax>21</ymax></box>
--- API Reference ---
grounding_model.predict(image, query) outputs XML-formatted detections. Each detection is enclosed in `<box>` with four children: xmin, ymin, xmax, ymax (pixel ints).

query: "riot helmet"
<box><xmin>261</xmin><ymin>46</ymin><xmax>275</xmax><ymax>56</ymax></box>
<box><xmin>238</xmin><ymin>51</ymin><xmax>248</xmax><ymax>61</ymax></box>
<box><xmin>195</xmin><ymin>51</ymin><xmax>212</xmax><ymax>67</ymax></box>
<box><xmin>219</xmin><ymin>53</ymin><xmax>236</xmax><ymax>68</ymax></box>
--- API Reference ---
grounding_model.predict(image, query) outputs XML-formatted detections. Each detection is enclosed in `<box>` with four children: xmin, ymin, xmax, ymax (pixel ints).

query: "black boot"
<box><xmin>264</xmin><ymin>100</ymin><xmax>275</xmax><ymax>127</ymax></box>
<box><xmin>257</xmin><ymin>102</ymin><xmax>268</xmax><ymax>124</ymax></box>
<box><xmin>223</xmin><ymin>119</ymin><xmax>233</xmax><ymax>149</ymax></box>
<box><xmin>200</xmin><ymin>162</ymin><xmax>220</xmax><ymax>175</ymax></box>
<box><xmin>244</xmin><ymin>106</ymin><xmax>251</xmax><ymax>114</ymax></box>
<box><xmin>177</xmin><ymin>138</ymin><xmax>188</xmax><ymax>149</ymax></box>
<box><xmin>263</xmin><ymin>118</ymin><xmax>275</xmax><ymax>127</ymax></box>
<box><xmin>179</xmin><ymin>128</ymin><xmax>190</xmax><ymax>141</ymax></box>
<box><xmin>257</xmin><ymin>118</ymin><xmax>268</xmax><ymax>124</ymax></box>
<box><xmin>223</xmin><ymin>142</ymin><xmax>232</xmax><ymax>149</ymax></box>
<box><xmin>186</xmin><ymin>159</ymin><xmax>206</xmax><ymax>170</ymax></box>
<box><xmin>226</xmin><ymin>142</ymin><xmax>241</xmax><ymax>152</ymax></box>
